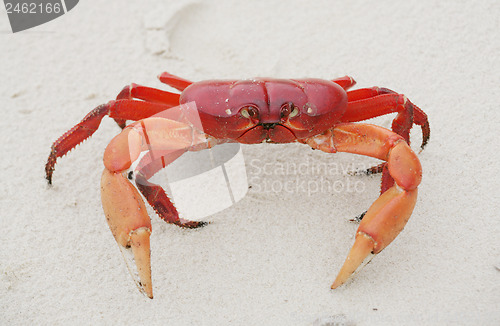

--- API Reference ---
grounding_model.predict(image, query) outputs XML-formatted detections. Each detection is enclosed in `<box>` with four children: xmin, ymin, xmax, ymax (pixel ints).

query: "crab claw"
<box><xmin>331</xmin><ymin>185</ymin><xmax>418</xmax><ymax>289</ymax></box>
<box><xmin>101</xmin><ymin>169</ymin><xmax>153</xmax><ymax>298</ymax></box>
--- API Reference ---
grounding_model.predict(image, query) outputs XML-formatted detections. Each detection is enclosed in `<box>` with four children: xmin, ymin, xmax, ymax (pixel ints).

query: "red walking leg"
<box><xmin>331</xmin><ymin>76</ymin><xmax>356</xmax><ymax>91</ymax></box>
<box><xmin>113</xmin><ymin>83</ymin><xmax>181</xmax><ymax>128</ymax></box>
<box><xmin>344</xmin><ymin>87</ymin><xmax>430</xmax><ymax>148</ymax></box>
<box><xmin>158</xmin><ymin>71</ymin><xmax>194</xmax><ymax>91</ymax></box>
<box><xmin>342</xmin><ymin>87</ymin><xmax>429</xmax><ymax>192</ymax></box>
<box><xmin>45</xmin><ymin>100</ymin><xmax>175</xmax><ymax>184</ymax></box>
<box><xmin>132</xmin><ymin>149</ymin><xmax>207</xmax><ymax>228</ymax></box>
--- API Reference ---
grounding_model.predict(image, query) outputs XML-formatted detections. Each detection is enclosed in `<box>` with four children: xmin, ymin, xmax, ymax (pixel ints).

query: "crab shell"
<box><xmin>180</xmin><ymin>78</ymin><xmax>347</xmax><ymax>143</ymax></box>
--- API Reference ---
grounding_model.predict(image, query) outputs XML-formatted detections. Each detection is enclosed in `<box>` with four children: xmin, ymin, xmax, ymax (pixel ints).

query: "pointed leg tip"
<box><xmin>45</xmin><ymin>167</ymin><xmax>53</xmax><ymax>185</ymax></box>
<box><xmin>420</xmin><ymin>140</ymin><xmax>429</xmax><ymax>152</ymax></box>
<box><xmin>349</xmin><ymin>211</ymin><xmax>366</xmax><ymax>223</ymax></box>
<box><xmin>45</xmin><ymin>171</ymin><xmax>54</xmax><ymax>185</ymax></box>
<box><xmin>175</xmin><ymin>219</ymin><xmax>208</xmax><ymax>229</ymax></box>
<box><xmin>198</xmin><ymin>221</ymin><xmax>209</xmax><ymax>228</ymax></box>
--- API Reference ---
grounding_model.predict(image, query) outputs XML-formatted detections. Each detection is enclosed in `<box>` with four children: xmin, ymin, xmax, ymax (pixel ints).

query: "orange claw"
<box><xmin>101</xmin><ymin>169</ymin><xmax>153</xmax><ymax>298</ymax></box>
<box><xmin>307</xmin><ymin>123</ymin><xmax>422</xmax><ymax>289</ymax></box>
<box><xmin>99</xmin><ymin>117</ymin><xmax>209</xmax><ymax>298</ymax></box>
<box><xmin>331</xmin><ymin>186</ymin><xmax>418</xmax><ymax>289</ymax></box>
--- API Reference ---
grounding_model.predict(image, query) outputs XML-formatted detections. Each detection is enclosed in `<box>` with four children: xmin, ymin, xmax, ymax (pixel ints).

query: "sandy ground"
<box><xmin>1</xmin><ymin>1</ymin><xmax>499</xmax><ymax>325</ymax></box>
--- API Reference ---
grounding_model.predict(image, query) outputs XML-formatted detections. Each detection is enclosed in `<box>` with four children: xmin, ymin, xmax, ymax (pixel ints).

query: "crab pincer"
<box><xmin>100</xmin><ymin>117</ymin><xmax>209</xmax><ymax>298</ymax></box>
<box><xmin>101</xmin><ymin>169</ymin><xmax>153</xmax><ymax>298</ymax></box>
<box><xmin>305</xmin><ymin>124</ymin><xmax>422</xmax><ymax>289</ymax></box>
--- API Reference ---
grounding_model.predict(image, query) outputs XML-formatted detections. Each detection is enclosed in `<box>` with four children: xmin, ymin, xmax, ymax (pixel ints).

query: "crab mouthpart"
<box><xmin>260</xmin><ymin>122</ymin><xmax>279</xmax><ymax>130</ymax></box>
<box><xmin>237</xmin><ymin>123</ymin><xmax>296</xmax><ymax>144</ymax></box>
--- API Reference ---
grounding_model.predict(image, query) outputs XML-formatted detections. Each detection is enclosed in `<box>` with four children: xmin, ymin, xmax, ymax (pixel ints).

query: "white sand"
<box><xmin>1</xmin><ymin>1</ymin><xmax>499</xmax><ymax>325</ymax></box>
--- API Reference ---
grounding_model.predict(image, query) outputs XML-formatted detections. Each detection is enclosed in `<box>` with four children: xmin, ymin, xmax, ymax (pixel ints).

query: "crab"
<box><xmin>45</xmin><ymin>72</ymin><xmax>429</xmax><ymax>298</ymax></box>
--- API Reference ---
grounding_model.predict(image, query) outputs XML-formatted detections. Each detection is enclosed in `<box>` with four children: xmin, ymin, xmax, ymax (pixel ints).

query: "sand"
<box><xmin>1</xmin><ymin>1</ymin><xmax>499</xmax><ymax>325</ymax></box>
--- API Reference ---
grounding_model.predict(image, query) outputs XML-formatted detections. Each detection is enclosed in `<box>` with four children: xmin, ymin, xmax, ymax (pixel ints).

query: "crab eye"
<box><xmin>240</xmin><ymin>106</ymin><xmax>259</xmax><ymax>119</ymax></box>
<box><xmin>281</xmin><ymin>102</ymin><xmax>299</xmax><ymax>119</ymax></box>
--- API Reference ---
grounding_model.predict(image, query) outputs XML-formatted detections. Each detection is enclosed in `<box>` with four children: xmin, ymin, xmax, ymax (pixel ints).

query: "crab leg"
<box><xmin>113</xmin><ymin>83</ymin><xmax>181</xmax><ymax>128</ymax></box>
<box><xmin>304</xmin><ymin>123</ymin><xmax>421</xmax><ymax>289</ymax></box>
<box><xmin>331</xmin><ymin>76</ymin><xmax>356</xmax><ymax>91</ymax></box>
<box><xmin>340</xmin><ymin>89</ymin><xmax>429</xmax><ymax>192</ymax></box>
<box><xmin>101</xmin><ymin>117</ymin><xmax>208</xmax><ymax>298</ymax></box>
<box><xmin>46</xmin><ymin>100</ymin><xmax>178</xmax><ymax>184</ymax></box>
<box><xmin>131</xmin><ymin>148</ymin><xmax>208</xmax><ymax>228</ymax></box>
<box><xmin>116</xmin><ymin>83</ymin><xmax>181</xmax><ymax>106</ymax></box>
<box><xmin>158</xmin><ymin>71</ymin><xmax>193</xmax><ymax>91</ymax></box>
<box><xmin>343</xmin><ymin>89</ymin><xmax>430</xmax><ymax>149</ymax></box>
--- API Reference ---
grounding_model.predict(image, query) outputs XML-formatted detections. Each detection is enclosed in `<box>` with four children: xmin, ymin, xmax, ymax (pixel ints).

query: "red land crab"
<box><xmin>45</xmin><ymin>72</ymin><xmax>429</xmax><ymax>298</ymax></box>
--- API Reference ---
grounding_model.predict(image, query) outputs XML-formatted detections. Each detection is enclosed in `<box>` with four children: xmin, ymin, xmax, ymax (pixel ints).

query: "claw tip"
<box><xmin>141</xmin><ymin>284</ymin><xmax>153</xmax><ymax>299</ymax></box>
<box><xmin>332</xmin><ymin>233</ymin><xmax>375</xmax><ymax>289</ymax></box>
<box><xmin>129</xmin><ymin>228</ymin><xmax>153</xmax><ymax>299</ymax></box>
